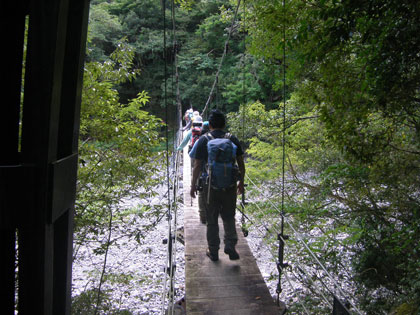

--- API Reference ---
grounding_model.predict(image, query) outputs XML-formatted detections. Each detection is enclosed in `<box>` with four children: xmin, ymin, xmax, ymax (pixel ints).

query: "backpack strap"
<box><xmin>206</xmin><ymin>133</ymin><xmax>215</xmax><ymax>141</ymax></box>
<box><xmin>206</xmin><ymin>131</ymin><xmax>230</xmax><ymax>140</ymax></box>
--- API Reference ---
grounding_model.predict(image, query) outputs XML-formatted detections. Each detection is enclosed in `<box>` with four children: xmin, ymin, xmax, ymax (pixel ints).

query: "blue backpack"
<box><xmin>206</xmin><ymin>133</ymin><xmax>238</xmax><ymax>189</ymax></box>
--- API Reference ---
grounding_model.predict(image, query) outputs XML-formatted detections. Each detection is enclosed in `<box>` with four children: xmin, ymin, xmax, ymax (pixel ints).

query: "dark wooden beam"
<box><xmin>1</xmin><ymin>0</ymin><xmax>89</xmax><ymax>314</ymax></box>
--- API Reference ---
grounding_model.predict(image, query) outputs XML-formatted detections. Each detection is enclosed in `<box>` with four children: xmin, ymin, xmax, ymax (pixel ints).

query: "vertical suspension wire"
<box><xmin>171</xmin><ymin>0</ymin><xmax>182</xmax><ymax>132</ymax></box>
<box><xmin>240</xmin><ymin>0</ymin><xmax>247</xmax><ymax>237</ymax></box>
<box><xmin>161</xmin><ymin>0</ymin><xmax>175</xmax><ymax>313</ymax></box>
<box><xmin>160</xmin><ymin>0</ymin><xmax>168</xmax><ymax>310</ymax></box>
<box><xmin>281</xmin><ymin>0</ymin><xmax>287</xmax><ymax>233</ymax></box>
<box><xmin>276</xmin><ymin>0</ymin><xmax>288</xmax><ymax>305</ymax></box>
<box><xmin>241</xmin><ymin>0</ymin><xmax>246</xmax><ymax>143</ymax></box>
<box><xmin>169</xmin><ymin>0</ymin><xmax>180</xmax><ymax>313</ymax></box>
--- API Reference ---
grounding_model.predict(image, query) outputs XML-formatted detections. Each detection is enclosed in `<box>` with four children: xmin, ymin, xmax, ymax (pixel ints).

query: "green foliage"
<box><xmin>72</xmin><ymin>289</ymin><xmax>134</xmax><ymax>315</ymax></box>
<box><xmin>87</xmin><ymin>3</ymin><xmax>123</xmax><ymax>61</ymax></box>
<box><xmin>74</xmin><ymin>41</ymin><xmax>166</xmax><ymax>312</ymax></box>
<box><xmin>84</xmin><ymin>0</ymin><xmax>420</xmax><ymax>313</ymax></box>
<box><xmin>76</xmin><ymin>40</ymin><xmax>164</xmax><ymax>233</ymax></box>
<box><xmin>87</xmin><ymin>0</ymin><xmax>277</xmax><ymax>119</ymax></box>
<box><xmin>238</xmin><ymin>0</ymin><xmax>420</xmax><ymax>313</ymax></box>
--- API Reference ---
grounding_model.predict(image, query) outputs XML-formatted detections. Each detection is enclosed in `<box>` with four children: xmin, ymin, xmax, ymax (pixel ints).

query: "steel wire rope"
<box><xmin>236</xmin><ymin>184</ymin><xmax>336</xmax><ymax>311</ymax></box>
<box><xmin>236</xmin><ymin>170</ymin><xmax>337</xmax><ymax>313</ymax></box>
<box><xmin>165</xmin><ymin>1</ymin><xmax>186</xmax><ymax>312</ymax></box>
<box><xmin>201</xmin><ymin>0</ymin><xmax>242</xmax><ymax>118</ymax></box>
<box><xmin>239</xmin><ymin>0</ymin><xmax>247</xmax><ymax>235</ymax></box>
<box><xmin>160</xmin><ymin>146</ymin><xmax>182</xmax><ymax>315</ymax></box>
<box><xmin>170</xmin><ymin>0</ymin><xmax>182</xmax><ymax>132</ymax></box>
<box><xmin>241</xmin><ymin>0</ymin><xmax>357</xmax><ymax>303</ymax></box>
<box><xmin>169</xmin><ymin>128</ymin><xmax>183</xmax><ymax>314</ymax></box>
<box><xmin>243</xmin><ymin>192</ymin><xmax>335</xmax><ymax>307</ymax></box>
<box><xmin>272</xmin><ymin>0</ymin><xmax>289</xmax><ymax>305</ymax></box>
<box><xmin>282</xmin><ymin>268</ymin><xmax>312</xmax><ymax>315</ymax></box>
<box><xmin>246</xmin><ymin>174</ymin><xmax>362</xmax><ymax>314</ymax></box>
<box><xmin>241</xmin><ymin>209</ymin><xmax>315</xmax><ymax>315</ymax></box>
<box><xmin>239</xmin><ymin>213</ymin><xmax>316</xmax><ymax>314</ymax></box>
<box><xmin>246</xmin><ymin>171</ymin><xmax>356</xmax><ymax>283</ymax></box>
<box><xmin>243</xmin><ymin>186</ymin><xmax>343</xmax><ymax>312</ymax></box>
<box><xmin>245</xmin><ymin>172</ymin><xmax>357</xmax><ymax>286</ymax></box>
<box><xmin>160</xmin><ymin>0</ymin><xmax>177</xmax><ymax>312</ymax></box>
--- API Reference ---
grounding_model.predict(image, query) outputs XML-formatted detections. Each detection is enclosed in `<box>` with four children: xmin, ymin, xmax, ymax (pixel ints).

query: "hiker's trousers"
<box><xmin>198</xmin><ymin>185</ymin><xmax>208</xmax><ymax>223</ymax></box>
<box><xmin>206</xmin><ymin>185</ymin><xmax>238</xmax><ymax>252</ymax></box>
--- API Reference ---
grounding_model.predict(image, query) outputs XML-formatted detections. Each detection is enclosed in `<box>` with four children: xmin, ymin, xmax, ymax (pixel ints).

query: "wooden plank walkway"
<box><xmin>182</xmin><ymin>139</ymin><xmax>281</xmax><ymax>315</ymax></box>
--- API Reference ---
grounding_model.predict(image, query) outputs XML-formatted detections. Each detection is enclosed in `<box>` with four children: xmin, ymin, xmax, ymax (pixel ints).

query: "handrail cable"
<box><xmin>246</xmin><ymin>174</ymin><xmax>362</xmax><ymax>315</ymax></box>
<box><xmin>293</xmin><ymin>267</ymin><xmax>333</xmax><ymax>309</ymax></box>
<box><xmin>165</xmin><ymin>0</ymin><xmax>186</xmax><ymax>312</ymax></box>
<box><xmin>160</xmin><ymin>0</ymin><xmax>182</xmax><ymax>312</ymax></box>
<box><xmin>245</xmin><ymin>174</ymin><xmax>356</xmax><ymax>282</ymax></box>
<box><xmin>201</xmin><ymin>0</ymin><xmax>242</xmax><ymax>118</ymax></box>
<box><xmin>243</xmin><ymin>185</ymin><xmax>351</xmax><ymax>312</ymax></box>
<box><xmin>168</xmin><ymin>2</ymin><xmax>180</xmax><ymax>313</ymax></box>
<box><xmin>242</xmin><ymin>194</ymin><xmax>336</xmax><ymax>308</ymax></box>
<box><xmin>239</xmin><ymin>205</ymin><xmax>330</xmax><ymax>313</ymax></box>
<box><xmin>171</xmin><ymin>128</ymin><xmax>183</xmax><ymax>314</ymax></box>
<box><xmin>236</xmin><ymin>185</ymin><xmax>337</xmax><ymax>311</ymax></box>
<box><xmin>160</xmin><ymin>0</ymin><xmax>170</xmax><ymax>309</ymax></box>
<box><xmin>246</xmin><ymin>173</ymin><xmax>356</xmax><ymax>284</ymax></box>
<box><xmin>160</xmin><ymin>133</ymin><xmax>182</xmax><ymax>315</ymax></box>
<box><xmin>163</xmin><ymin>0</ymin><xmax>356</xmax><ymax>313</ymax></box>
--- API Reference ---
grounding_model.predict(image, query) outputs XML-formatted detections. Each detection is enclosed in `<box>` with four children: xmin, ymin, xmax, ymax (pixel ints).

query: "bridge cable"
<box><xmin>244</xmin><ymin>176</ymin><xmax>356</xmax><ymax>312</ymax></box>
<box><xmin>276</xmin><ymin>0</ymin><xmax>288</xmax><ymax>306</ymax></box>
<box><xmin>237</xmin><ymin>197</ymin><xmax>332</xmax><ymax>313</ymax></box>
<box><xmin>171</xmin><ymin>0</ymin><xmax>182</xmax><ymax>131</ymax></box>
<box><xmin>237</xmin><ymin>183</ymin><xmax>336</xmax><ymax>309</ymax></box>
<box><xmin>167</xmin><ymin>1</ymin><xmax>185</xmax><ymax>313</ymax></box>
<box><xmin>246</xmin><ymin>174</ymin><xmax>362</xmax><ymax>314</ymax></box>
<box><xmin>160</xmin><ymin>0</ymin><xmax>182</xmax><ymax>313</ymax></box>
<box><xmin>239</xmin><ymin>0</ymin><xmax>248</xmax><ymax>237</ymax></box>
<box><xmin>160</xmin><ymin>0</ymin><xmax>170</xmax><ymax>310</ymax></box>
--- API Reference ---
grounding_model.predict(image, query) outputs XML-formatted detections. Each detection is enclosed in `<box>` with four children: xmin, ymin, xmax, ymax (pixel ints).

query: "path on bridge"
<box><xmin>182</xmin><ymin>138</ymin><xmax>281</xmax><ymax>315</ymax></box>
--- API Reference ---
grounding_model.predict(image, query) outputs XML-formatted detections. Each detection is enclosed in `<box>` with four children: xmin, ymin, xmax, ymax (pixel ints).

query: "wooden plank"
<box><xmin>183</xmin><ymin>135</ymin><xmax>281</xmax><ymax>314</ymax></box>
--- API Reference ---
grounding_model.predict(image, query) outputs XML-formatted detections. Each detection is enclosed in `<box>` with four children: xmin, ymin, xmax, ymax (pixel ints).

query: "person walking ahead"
<box><xmin>190</xmin><ymin>109</ymin><xmax>245</xmax><ymax>261</ymax></box>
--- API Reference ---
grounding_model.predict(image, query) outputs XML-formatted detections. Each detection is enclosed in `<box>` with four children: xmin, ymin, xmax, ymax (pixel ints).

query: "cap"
<box><xmin>193</xmin><ymin>116</ymin><xmax>203</xmax><ymax>124</ymax></box>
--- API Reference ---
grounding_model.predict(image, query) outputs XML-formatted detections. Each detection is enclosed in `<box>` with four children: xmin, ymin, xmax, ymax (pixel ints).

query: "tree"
<box><xmin>73</xmin><ymin>41</ymin><xmax>165</xmax><ymax>313</ymax></box>
<box><xmin>237</xmin><ymin>0</ymin><xmax>420</xmax><ymax>313</ymax></box>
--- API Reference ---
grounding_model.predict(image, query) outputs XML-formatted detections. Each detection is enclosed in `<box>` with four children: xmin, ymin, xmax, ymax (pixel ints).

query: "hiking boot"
<box><xmin>224</xmin><ymin>247</ymin><xmax>240</xmax><ymax>260</ymax></box>
<box><xmin>206</xmin><ymin>248</ymin><xmax>218</xmax><ymax>261</ymax></box>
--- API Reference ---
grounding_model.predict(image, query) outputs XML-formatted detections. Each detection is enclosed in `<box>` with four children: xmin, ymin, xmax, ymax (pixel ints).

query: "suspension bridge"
<box><xmin>181</xmin><ymin>135</ymin><xmax>283</xmax><ymax>315</ymax></box>
<box><xmin>160</xmin><ymin>0</ymin><xmax>363</xmax><ymax>313</ymax></box>
<box><xmin>160</xmin><ymin>124</ymin><xmax>363</xmax><ymax>314</ymax></box>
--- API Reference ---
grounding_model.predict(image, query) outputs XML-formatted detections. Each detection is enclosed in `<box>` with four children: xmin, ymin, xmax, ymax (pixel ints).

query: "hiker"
<box><xmin>182</xmin><ymin>109</ymin><xmax>193</xmax><ymax>131</ymax></box>
<box><xmin>192</xmin><ymin>111</ymin><xmax>200</xmax><ymax>123</ymax></box>
<box><xmin>188</xmin><ymin>121</ymin><xmax>210</xmax><ymax>225</ymax></box>
<box><xmin>177</xmin><ymin>117</ymin><xmax>205</xmax><ymax>152</ymax></box>
<box><xmin>189</xmin><ymin>109</ymin><xmax>245</xmax><ymax>261</ymax></box>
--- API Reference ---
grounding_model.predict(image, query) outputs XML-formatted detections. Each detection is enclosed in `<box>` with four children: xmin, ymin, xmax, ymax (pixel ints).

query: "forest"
<box><xmin>72</xmin><ymin>0</ymin><xmax>420</xmax><ymax>314</ymax></box>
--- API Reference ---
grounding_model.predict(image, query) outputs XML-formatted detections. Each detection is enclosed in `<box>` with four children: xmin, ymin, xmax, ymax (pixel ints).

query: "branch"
<box><xmin>201</xmin><ymin>0</ymin><xmax>242</xmax><ymax>117</ymax></box>
<box><xmin>389</xmin><ymin>144</ymin><xmax>420</xmax><ymax>155</ymax></box>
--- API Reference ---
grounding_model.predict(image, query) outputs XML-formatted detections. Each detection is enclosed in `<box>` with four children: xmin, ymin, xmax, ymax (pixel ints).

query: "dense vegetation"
<box><xmin>75</xmin><ymin>0</ymin><xmax>420</xmax><ymax>314</ymax></box>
